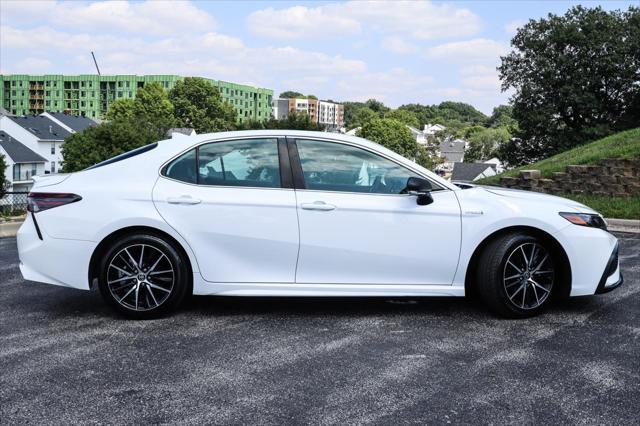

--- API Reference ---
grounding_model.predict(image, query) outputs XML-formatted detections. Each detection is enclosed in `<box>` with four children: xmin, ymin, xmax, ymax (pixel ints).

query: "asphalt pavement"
<box><xmin>0</xmin><ymin>233</ymin><xmax>638</xmax><ymax>425</ymax></box>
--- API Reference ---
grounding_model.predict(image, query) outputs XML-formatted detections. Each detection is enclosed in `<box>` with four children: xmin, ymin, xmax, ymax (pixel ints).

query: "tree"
<box><xmin>436</xmin><ymin>101</ymin><xmax>487</xmax><ymax>125</ymax></box>
<box><xmin>105</xmin><ymin>98</ymin><xmax>135</xmax><ymax>121</ymax></box>
<box><xmin>279</xmin><ymin>91</ymin><xmax>304</xmax><ymax>99</ymax></box>
<box><xmin>357</xmin><ymin>118</ymin><xmax>437</xmax><ymax>169</ymax></box>
<box><xmin>105</xmin><ymin>83</ymin><xmax>175</xmax><ymax>138</ymax></box>
<box><xmin>384</xmin><ymin>109</ymin><xmax>419</xmax><ymax>128</ymax></box>
<box><xmin>486</xmin><ymin>105</ymin><xmax>517</xmax><ymax>129</ymax></box>
<box><xmin>169</xmin><ymin>77</ymin><xmax>237</xmax><ymax>133</ymax></box>
<box><xmin>398</xmin><ymin>103</ymin><xmax>439</xmax><ymax>128</ymax></box>
<box><xmin>364</xmin><ymin>99</ymin><xmax>389</xmax><ymax>115</ymax></box>
<box><xmin>465</xmin><ymin>127</ymin><xmax>512</xmax><ymax>162</ymax></box>
<box><xmin>132</xmin><ymin>82</ymin><xmax>176</xmax><ymax>137</ymax></box>
<box><xmin>348</xmin><ymin>107</ymin><xmax>378</xmax><ymax>130</ymax></box>
<box><xmin>499</xmin><ymin>6</ymin><xmax>640</xmax><ymax>165</ymax></box>
<box><xmin>61</xmin><ymin>120</ymin><xmax>157</xmax><ymax>172</ymax></box>
<box><xmin>267</xmin><ymin>111</ymin><xmax>325</xmax><ymax>130</ymax></box>
<box><xmin>0</xmin><ymin>154</ymin><xmax>8</xmax><ymax>196</ymax></box>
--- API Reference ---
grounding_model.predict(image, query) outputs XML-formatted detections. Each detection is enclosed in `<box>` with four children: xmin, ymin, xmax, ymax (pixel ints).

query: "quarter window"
<box><xmin>296</xmin><ymin>139</ymin><xmax>423</xmax><ymax>195</ymax></box>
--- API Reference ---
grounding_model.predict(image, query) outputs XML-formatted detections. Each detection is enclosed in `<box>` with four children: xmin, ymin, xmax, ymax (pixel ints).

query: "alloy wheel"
<box><xmin>106</xmin><ymin>244</ymin><xmax>175</xmax><ymax>311</ymax></box>
<box><xmin>503</xmin><ymin>242</ymin><xmax>554</xmax><ymax>310</ymax></box>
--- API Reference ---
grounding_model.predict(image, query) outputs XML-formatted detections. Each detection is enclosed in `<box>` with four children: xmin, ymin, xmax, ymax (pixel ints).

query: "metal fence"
<box><xmin>0</xmin><ymin>192</ymin><xmax>28</xmax><ymax>215</ymax></box>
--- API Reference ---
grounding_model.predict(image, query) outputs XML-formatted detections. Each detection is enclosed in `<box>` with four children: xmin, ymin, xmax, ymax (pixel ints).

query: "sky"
<box><xmin>0</xmin><ymin>0</ymin><xmax>635</xmax><ymax>114</ymax></box>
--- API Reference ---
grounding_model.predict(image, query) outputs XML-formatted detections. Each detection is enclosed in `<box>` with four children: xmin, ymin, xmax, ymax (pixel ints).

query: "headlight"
<box><xmin>559</xmin><ymin>212</ymin><xmax>607</xmax><ymax>230</ymax></box>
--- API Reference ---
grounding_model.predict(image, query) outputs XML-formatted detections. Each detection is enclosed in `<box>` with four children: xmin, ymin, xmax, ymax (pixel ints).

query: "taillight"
<box><xmin>27</xmin><ymin>192</ymin><xmax>82</xmax><ymax>213</ymax></box>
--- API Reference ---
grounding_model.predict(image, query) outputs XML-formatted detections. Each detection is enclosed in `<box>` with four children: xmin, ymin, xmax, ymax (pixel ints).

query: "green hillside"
<box><xmin>480</xmin><ymin>128</ymin><xmax>640</xmax><ymax>185</ymax></box>
<box><xmin>478</xmin><ymin>128</ymin><xmax>640</xmax><ymax>219</ymax></box>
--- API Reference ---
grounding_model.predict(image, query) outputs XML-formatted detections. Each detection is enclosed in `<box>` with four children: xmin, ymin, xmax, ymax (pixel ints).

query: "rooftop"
<box><xmin>45</xmin><ymin>112</ymin><xmax>97</xmax><ymax>133</ymax></box>
<box><xmin>451</xmin><ymin>162</ymin><xmax>496</xmax><ymax>182</ymax></box>
<box><xmin>0</xmin><ymin>131</ymin><xmax>47</xmax><ymax>163</ymax></box>
<box><xmin>9</xmin><ymin>115</ymin><xmax>71</xmax><ymax>140</ymax></box>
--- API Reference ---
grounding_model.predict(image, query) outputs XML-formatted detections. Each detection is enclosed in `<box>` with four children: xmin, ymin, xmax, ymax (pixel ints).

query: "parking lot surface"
<box><xmin>1</xmin><ymin>234</ymin><xmax>638</xmax><ymax>425</ymax></box>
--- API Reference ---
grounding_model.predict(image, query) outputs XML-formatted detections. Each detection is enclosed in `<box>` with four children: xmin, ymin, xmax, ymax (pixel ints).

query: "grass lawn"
<box><xmin>480</xmin><ymin>127</ymin><xmax>640</xmax><ymax>185</ymax></box>
<box><xmin>560</xmin><ymin>194</ymin><xmax>640</xmax><ymax>220</ymax></box>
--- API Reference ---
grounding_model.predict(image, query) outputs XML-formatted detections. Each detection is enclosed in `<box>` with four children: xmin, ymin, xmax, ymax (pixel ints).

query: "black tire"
<box><xmin>477</xmin><ymin>233</ymin><xmax>556</xmax><ymax>318</ymax></box>
<box><xmin>98</xmin><ymin>233</ymin><xmax>190</xmax><ymax>319</ymax></box>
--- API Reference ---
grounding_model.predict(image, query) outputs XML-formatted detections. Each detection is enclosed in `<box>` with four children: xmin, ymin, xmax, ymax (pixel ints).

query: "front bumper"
<box><xmin>595</xmin><ymin>241</ymin><xmax>624</xmax><ymax>294</ymax></box>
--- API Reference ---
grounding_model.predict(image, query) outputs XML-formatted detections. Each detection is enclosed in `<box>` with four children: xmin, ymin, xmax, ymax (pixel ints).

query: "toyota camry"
<box><xmin>17</xmin><ymin>130</ymin><xmax>623</xmax><ymax>319</ymax></box>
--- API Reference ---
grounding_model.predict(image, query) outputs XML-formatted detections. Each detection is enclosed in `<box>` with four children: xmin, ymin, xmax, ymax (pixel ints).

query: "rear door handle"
<box><xmin>167</xmin><ymin>195</ymin><xmax>201</xmax><ymax>205</ymax></box>
<box><xmin>301</xmin><ymin>201</ymin><xmax>336</xmax><ymax>211</ymax></box>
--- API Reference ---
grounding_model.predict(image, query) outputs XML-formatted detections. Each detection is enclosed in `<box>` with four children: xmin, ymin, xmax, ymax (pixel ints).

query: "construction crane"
<box><xmin>91</xmin><ymin>51</ymin><xmax>101</xmax><ymax>76</ymax></box>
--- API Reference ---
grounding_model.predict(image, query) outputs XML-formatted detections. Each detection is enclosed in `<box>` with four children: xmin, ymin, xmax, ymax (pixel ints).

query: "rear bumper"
<box><xmin>595</xmin><ymin>242</ymin><xmax>624</xmax><ymax>294</ymax></box>
<box><xmin>17</xmin><ymin>214</ymin><xmax>95</xmax><ymax>290</ymax></box>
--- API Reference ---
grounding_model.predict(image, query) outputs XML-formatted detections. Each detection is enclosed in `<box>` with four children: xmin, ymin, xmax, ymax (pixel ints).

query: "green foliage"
<box><xmin>279</xmin><ymin>91</ymin><xmax>304</xmax><ymax>98</ymax></box>
<box><xmin>364</xmin><ymin>99</ymin><xmax>389</xmax><ymax>115</ymax></box>
<box><xmin>237</xmin><ymin>111</ymin><xmax>325</xmax><ymax>131</ymax></box>
<box><xmin>436</xmin><ymin>101</ymin><xmax>487</xmax><ymax>125</ymax></box>
<box><xmin>169</xmin><ymin>77</ymin><xmax>237</xmax><ymax>133</ymax></box>
<box><xmin>384</xmin><ymin>109</ymin><xmax>419</xmax><ymax>128</ymax></box>
<box><xmin>61</xmin><ymin>120</ymin><xmax>157</xmax><ymax>172</ymax></box>
<box><xmin>356</xmin><ymin>119</ymin><xmax>436</xmax><ymax>169</ymax></box>
<box><xmin>487</xmin><ymin>105</ymin><xmax>517</xmax><ymax>129</ymax></box>
<box><xmin>499</xmin><ymin>6</ymin><xmax>640</xmax><ymax>165</ymax></box>
<box><xmin>398</xmin><ymin>102</ymin><xmax>488</xmax><ymax>129</ymax></box>
<box><xmin>105</xmin><ymin>98</ymin><xmax>135</xmax><ymax>121</ymax></box>
<box><xmin>0</xmin><ymin>154</ymin><xmax>7</xmax><ymax>195</ymax></box>
<box><xmin>104</xmin><ymin>83</ymin><xmax>175</xmax><ymax>139</ymax></box>
<box><xmin>559</xmin><ymin>194</ymin><xmax>640</xmax><ymax>220</ymax></box>
<box><xmin>307</xmin><ymin>95</ymin><xmax>318</xmax><ymax>100</ymax></box>
<box><xmin>480</xmin><ymin>128</ymin><xmax>640</xmax><ymax>185</ymax></box>
<box><xmin>343</xmin><ymin>99</ymin><xmax>389</xmax><ymax>129</ymax></box>
<box><xmin>133</xmin><ymin>82</ymin><xmax>176</xmax><ymax>137</ymax></box>
<box><xmin>348</xmin><ymin>107</ymin><xmax>378</xmax><ymax>130</ymax></box>
<box><xmin>465</xmin><ymin>127</ymin><xmax>511</xmax><ymax>162</ymax></box>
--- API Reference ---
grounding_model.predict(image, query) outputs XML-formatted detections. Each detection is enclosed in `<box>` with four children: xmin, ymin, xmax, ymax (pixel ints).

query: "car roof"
<box><xmin>157</xmin><ymin>130</ymin><xmax>458</xmax><ymax>191</ymax></box>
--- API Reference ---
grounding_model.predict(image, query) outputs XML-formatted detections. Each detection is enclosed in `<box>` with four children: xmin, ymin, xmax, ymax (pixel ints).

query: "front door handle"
<box><xmin>167</xmin><ymin>195</ymin><xmax>201</xmax><ymax>205</ymax></box>
<box><xmin>301</xmin><ymin>201</ymin><xmax>336</xmax><ymax>211</ymax></box>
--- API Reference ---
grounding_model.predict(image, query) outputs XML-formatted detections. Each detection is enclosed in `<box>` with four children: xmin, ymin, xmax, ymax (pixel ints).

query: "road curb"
<box><xmin>0</xmin><ymin>220</ymin><xmax>22</xmax><ymax>238</ymax></box>
<box><xmin>607</xmin><ymin>219</ymin><xmax>640</xmax><ymax>234</ymax></box>
<box><xmin>1</xmin><ymin>217</ymin><xmax>638</xmax><ymax>239</ymax></box>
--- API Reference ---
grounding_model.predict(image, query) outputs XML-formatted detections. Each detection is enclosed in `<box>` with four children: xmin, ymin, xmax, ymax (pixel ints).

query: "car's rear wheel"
<box><xmin>98</xmin><ymin>234</ymin><xmax>189</xmax><ymax>319</ymax></box>
<box><xmin>477</xmin><ymin>233</ymin><xmax>556</xmax><ymax>318</ymax></box>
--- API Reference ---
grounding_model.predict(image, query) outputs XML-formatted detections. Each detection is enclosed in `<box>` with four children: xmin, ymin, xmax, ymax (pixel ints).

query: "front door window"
<box><xmin>295</xmin><ymin>139</ymin><xmax>424</xmax><ymax>194</ymax></box>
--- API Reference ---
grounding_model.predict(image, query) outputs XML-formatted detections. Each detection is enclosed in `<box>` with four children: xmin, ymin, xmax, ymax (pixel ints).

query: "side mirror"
<box><xmin>405</xmin><ymin>177</ymin><xmax>434</xmax><ymax>206</ymax></box>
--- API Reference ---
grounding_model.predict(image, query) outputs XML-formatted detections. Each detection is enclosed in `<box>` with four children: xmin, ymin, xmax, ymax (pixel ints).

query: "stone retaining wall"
<box><xmin>499</xmin><ymin>158</ymin><xmax>640</xmax><ymax>197</ymax></box>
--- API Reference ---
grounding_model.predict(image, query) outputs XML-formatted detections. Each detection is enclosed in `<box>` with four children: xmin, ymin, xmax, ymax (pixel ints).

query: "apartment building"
<box><xmin>272</xmin><ymin>97</ymin><xmax>344</xmax><ymax>130</ymax></box>
<box><xmin>0</xmin><ymin>75</ymin><xmax>273</xmax><ymax>123</ymax></box>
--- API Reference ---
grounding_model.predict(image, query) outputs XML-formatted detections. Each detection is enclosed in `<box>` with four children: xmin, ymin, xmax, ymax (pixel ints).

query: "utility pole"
<box><xmin>91</xmin><ymin>51</ymin><xmax>101</xmax><ymax>76</ymax></box>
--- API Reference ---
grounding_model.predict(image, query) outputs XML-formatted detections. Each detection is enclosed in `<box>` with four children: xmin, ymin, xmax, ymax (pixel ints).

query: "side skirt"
<box><xmin>192</xmin><ymin>274</ymin><xmax>466</xmax><ymax>297</ymax></box>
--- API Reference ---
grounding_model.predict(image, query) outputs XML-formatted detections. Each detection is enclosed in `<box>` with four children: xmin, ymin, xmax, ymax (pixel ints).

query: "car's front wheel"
<box><xmin>97</xmin><ymin>233</ymin><xmax>190</xmax><ymax>319</ymax></box>
<box><xmin>477</xmin><ymin>233</ymin><xmax>556</xmax><ymax>318</ymax></box>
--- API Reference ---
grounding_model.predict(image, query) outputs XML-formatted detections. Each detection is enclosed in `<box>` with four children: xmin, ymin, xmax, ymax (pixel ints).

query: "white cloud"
<box><xmin>461</xmin><ymin>74</ymin><xmax>501</xmax><ymax>91</ymax></box>
<box><xmin>247</xmin><ymin>6</ymin><xmax>360</xmax><ymax>39</ymax></box>
<box><xmin>505</xmin><ymin>19</ymin><xmax>526</xmax><ymax>36</ymax></box>
<box><xmin>0</xmin><ymin>0</ymin><xmax>216</xmax><ymax>36</ymax></box>
<box><xmin>0</xmin><ymin>24</ymin><xmax>366</xmax><ymax>85</ymax></box>
<box><xmin>380</xmin><ymin>36</ymin><xmax>417</xmax><ymax>55</ymax></box>
<box><xmin>248</xmin><ymin>1</ymin><xmax>482</xmax><ymax>40</ymax></box>
<box><xmin>334</xmin><ymin>68</ymin><xmax>435</xmax><ymax>105</ymax></box>
<box><xmin>426</xmin><ymin>38</ymin><xmax>508</xmax><ymax>63</ymax></box>
<box><xmin>16</xmin><ymin>57</ymin><xmax>53</xmax><ymax>70</ymax></box>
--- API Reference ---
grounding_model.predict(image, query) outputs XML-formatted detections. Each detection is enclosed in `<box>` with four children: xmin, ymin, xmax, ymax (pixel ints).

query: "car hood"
<box><xmin>479</xmin><ymin>186</ymin><xmax>598</xmax><ymax>214</ymax></box>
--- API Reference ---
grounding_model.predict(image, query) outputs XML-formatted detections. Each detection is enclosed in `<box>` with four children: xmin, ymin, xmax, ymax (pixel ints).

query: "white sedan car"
<box><xmin>17</xmin><ymin>130</ymin><xmax>622</xmax><ymax>319</ymax></box>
